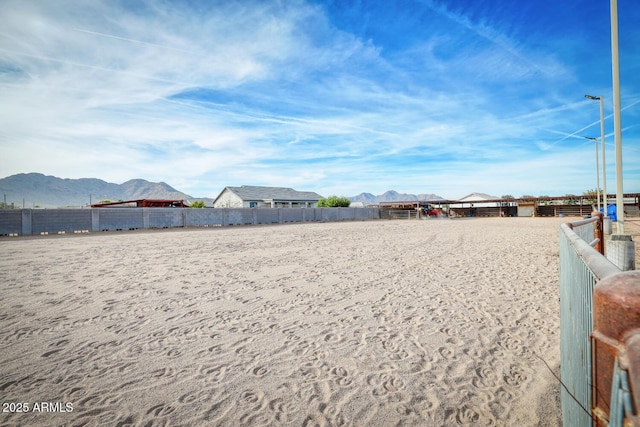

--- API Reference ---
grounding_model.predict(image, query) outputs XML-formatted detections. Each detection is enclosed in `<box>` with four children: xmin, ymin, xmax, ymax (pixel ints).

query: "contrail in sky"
<box><xmin>540</xmin><ymin>96</ymin><xmax>640</xmax><ymax>150</ymax></box>
<box><xmin>73</xmin><ymin>28</ymin><xmax>198</xmax><ymax>55</ymax></box>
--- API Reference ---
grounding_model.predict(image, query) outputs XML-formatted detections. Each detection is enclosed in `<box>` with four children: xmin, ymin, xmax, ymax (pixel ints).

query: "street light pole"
<box><xmin>585</xmin><ymin>95</ymin><xmax>607</xmax><ymax>216</ymax></box>
<box><xmin>610</xmin><ymin>0</ymin><xmax>624</xmax><ymax>233</ymax></box>
<box><xmin>585</xmin><ymin>137</ymin><xmax>601</xmax><ymax>212</ymax></box>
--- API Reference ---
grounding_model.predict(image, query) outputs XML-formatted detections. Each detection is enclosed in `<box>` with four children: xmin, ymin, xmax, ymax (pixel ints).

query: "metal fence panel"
<box><xmin>559</xmin><ymin>219</ymin><xmax>621</xmax><ymax>427</ymax></box>
<box><xmin>559</xmin><ymin>228</ymin><xmax>596</xmax><ymax>427</ymax></box>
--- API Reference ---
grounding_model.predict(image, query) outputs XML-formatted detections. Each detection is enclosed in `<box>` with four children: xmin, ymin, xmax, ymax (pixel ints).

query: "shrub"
<box><xmin>317</xmin><ymin>195</ymin><xmax>351</xmax><ymax>207</ymax></box>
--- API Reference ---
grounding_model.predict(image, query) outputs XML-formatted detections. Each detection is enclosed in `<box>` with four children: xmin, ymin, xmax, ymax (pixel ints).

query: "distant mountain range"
<box><xmin>348</xmin><ymin>190</ymin><xmax>444</xmax><ymax>205</ymax></box>
<box><xmin>0</xmin><ymin>173</ymin><xmax>444</xmax><ymax>208</ymax></box>
<box><xmin>0</xmin><ymin>173</ymin><xmax>192</xmax><ymax>208</ymax></box>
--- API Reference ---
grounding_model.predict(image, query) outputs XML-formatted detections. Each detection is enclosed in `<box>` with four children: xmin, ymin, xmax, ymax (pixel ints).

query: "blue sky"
<box><xmin>1</xmin><ymin>0</ymin><xmax>638</xmax><ymax>199</ymax></box>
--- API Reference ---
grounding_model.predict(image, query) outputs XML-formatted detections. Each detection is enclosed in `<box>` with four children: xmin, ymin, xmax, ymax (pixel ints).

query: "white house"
<box><xmin>451</xmin><ymin>192</ymin><xmax>502</xmax><ymax>208</ymax></box>
<box><xmin>213</xmin><ymin>186</ymin><xmax>324</xmax><ymax>208</ymax></box>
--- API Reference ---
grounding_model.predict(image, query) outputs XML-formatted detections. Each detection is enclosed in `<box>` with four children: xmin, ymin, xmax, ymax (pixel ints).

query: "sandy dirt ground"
<box><xmin>0</xmin><ymin>217</ymin><xmax>568</xmax><ymax>426</ymax></box>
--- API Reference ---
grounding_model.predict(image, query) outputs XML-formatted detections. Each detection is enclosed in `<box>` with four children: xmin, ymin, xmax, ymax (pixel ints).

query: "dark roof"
<box><xmin>224</xmin><ymin>186</ymin><xmax>324</xmax><ymax>201</ymax></box>
<box><xmin>90</xmin><ymin>199</ymin><xmax>186</xmax><ymax>208</ymax></box>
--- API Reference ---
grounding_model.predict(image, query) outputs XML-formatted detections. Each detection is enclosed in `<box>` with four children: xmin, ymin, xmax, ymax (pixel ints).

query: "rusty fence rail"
<box><xmin>559</xmin><ymin>215</ymin><xmax>640</xmax><ymax>426</ymax></box>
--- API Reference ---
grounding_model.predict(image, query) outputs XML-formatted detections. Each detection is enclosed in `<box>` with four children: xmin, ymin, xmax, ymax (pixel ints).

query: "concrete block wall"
<box><xmin>96</xmin><ymin>208</ymin><xmax>144</xmax><ymax>231</ymax></box>
<box><xmin>339</xmin><ymin>208</ymin><xmax>358</xmax><ymax>220</ymax></box>
<box><xmin>185</xmin><ymin>209</ymin><xmax>225</xmax><ymax>227</ymax></box>
<box><xmin>281</xmin><ymin>208</ymin><xmax>303</xmax><ymax>223</ymax></box>
<box><xmin>256</xmin><ymin>208</ymin><xmax>280</xmax><ymax>224</ymax></box>
<box><xmin>322</xmin><ymin>209</ymin><xmax>340</xmax><ymax>221</ymax></box>
<box><xmin>303</xmin><ymin>209</ymin><xmax>320</xmax><ymax>222</ymax></box>
<box><xmin>357</xmin><ymin>208</ymin><xmax>376</xmax><ymax>220</ymax></box>
<box><xmin>227</xmin><ymin>209</ymin><xmax>254</xmax><ymax>226</ymax></box>
<box><xmin>0</xmin><ymin>210</ymin><xmax>21</xmax><ymax>235</ymax></box>
<box><xmin>31</xmin><ymin>209</ymin><xmax>92</xmax><ymax>234</ymax></box>
<box><xmin>148</xmin><ymin>209</ymin><xmax>185</xmax><ymax>228</ymax></box>
<box><xmin>0</xmin><ymin>207</ymin><xmax>381</xmax><ymax>236</ymax></box>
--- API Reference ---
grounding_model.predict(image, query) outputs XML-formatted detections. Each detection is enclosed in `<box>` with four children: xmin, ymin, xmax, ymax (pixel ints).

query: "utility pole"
<box><xmin>610</xmin><ymin>0</ymin><xmax>624</xmax><ymax>233</ymax></box>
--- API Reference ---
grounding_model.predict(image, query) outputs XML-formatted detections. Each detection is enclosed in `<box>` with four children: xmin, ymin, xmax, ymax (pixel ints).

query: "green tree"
<box><xmin>582</xmin><ymin>189</ymin><xmax>598</xmax><ymax>205</ymax></box>
<box><xmin>190</xmin><ymin>200</ymin><xmax>206</xmax><ymax>208</ymax></box>
<box><xmin>317</xmin><ymin>195</ymin><xmax>351</xmax><ymax>207</ymax></box>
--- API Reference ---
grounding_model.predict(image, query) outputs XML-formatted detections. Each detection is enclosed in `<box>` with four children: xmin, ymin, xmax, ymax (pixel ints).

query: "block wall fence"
<box><xmin>0</xmin><ymin>207</ymin><xmax>381</xmax><ymax>236</ymax></box>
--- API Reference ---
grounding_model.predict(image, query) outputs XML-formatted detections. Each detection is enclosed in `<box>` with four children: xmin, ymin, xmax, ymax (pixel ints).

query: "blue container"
<box><xmin>600</xmin><ymin>204</ymin><xmax>617</xmax><ymax>222</ymax></box>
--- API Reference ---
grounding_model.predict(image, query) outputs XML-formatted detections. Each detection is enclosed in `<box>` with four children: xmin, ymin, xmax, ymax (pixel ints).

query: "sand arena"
<box><xmin>0</xmin><ymin>217</ymin><xmax>566</xmax><ymax>426</ymax></box>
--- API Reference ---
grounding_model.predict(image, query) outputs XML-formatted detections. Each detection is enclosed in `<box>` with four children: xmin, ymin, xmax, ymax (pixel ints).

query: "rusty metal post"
<box><xmin>592</xmin><ymin>271</ymin><xmax>640</xmax><ymax>426</ymax></box>
<box><xmin>626</xmin><ymin>333</ymin><xmax>640</xmax><ymax>426</ymax></box>
<box><xmin>593</xmin><ymin>211</ymin><xmax>604</xmax><ymax>255</ymax></box>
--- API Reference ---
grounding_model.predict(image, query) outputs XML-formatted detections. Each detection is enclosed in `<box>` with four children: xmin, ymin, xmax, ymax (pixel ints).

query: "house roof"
<box><xmin>218</xmin><ymin>186</ymin><xmax>324</xmax><ymax>202</ymax></box>
<box><xmin>457</xmin><ymin>192</ymin><xmax>499</xmax><ymax>202</ymax></box>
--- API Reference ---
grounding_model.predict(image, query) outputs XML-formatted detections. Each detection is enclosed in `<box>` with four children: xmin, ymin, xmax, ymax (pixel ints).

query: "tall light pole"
<box><xmin>585</xmin><ymin>137</ymin><xmax>601</xmax><ymax>212</ymax></box>
<box><xmin>585</xmin><ymin>95</ymin><xmax>607</xmax><ymax>216</ymax></box>
<box><xmin>610</xmin><ymin>0</ymin><xmax>624</xmax><ymax>233</ymax></box>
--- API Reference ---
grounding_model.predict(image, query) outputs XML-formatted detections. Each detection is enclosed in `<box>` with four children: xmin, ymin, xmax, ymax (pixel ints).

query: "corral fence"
<box><xmin>539</xmin><ymin>204</ymin><xmax>597</xmax><ymax>217</ymax></box>
<box><xmin>559</xmin><ymin>213</ymin><xmax>640</xmax><ymax>426</ymax></box>
<box><xmin>383</xmin><ymin>208</ymin><xmax>420</xmax><ymax>220</ymax></box>
<box><xmin>382</xmin><ymin>208</ymin><xmax>448</xmax><ymax>219</ymax></box>
<box><xmin>0</xmin><ymin>207</ymin><xmax>381</xmax><ymax>236</ymax></box>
